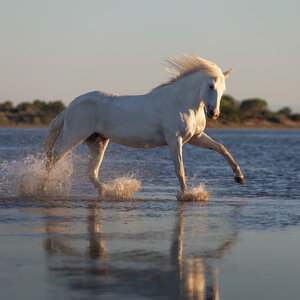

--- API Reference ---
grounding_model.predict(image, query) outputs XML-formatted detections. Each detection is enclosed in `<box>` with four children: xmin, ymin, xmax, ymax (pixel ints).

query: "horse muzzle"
<box><xmin>207</xmin><ymin>109</ymin><xmax>220</xmax><ymax>120</ymax></box>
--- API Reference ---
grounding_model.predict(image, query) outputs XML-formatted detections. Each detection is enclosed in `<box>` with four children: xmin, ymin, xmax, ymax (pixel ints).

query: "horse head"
<box><xmin>200</xmin><ymin>68</ymin><xmax>233</xmax><ymax>120</ymax></box>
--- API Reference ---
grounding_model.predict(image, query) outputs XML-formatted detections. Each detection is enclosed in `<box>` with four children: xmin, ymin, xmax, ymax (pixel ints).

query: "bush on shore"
<box><xmin>0</xmin><ymin>100</ymin><xmax>65</xmax><ymax>126</ymax></box>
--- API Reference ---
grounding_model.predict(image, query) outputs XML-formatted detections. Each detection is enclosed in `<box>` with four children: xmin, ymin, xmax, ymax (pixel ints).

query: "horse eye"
<box><xmin>209</xmin><ymin>85</ymin><xmax>214</xmax><ymax>90</ymax></box>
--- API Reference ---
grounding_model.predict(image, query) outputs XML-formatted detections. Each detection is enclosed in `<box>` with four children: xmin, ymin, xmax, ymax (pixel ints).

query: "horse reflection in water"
<box><xmin>40</xmin><ymin>201</ymin><xmax>239</xmax><ymax>300</ymax></box>
<box><xmin>170</xmin><ymin>204</ymin><xmax>238</xmax><ymax>299</ymax></box>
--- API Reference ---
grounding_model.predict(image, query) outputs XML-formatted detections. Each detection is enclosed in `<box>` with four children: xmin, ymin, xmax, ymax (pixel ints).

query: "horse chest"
<box><xmin>176</xmin><ymin>112</ymin><xmax>205</xmax><ymax>141</ymax></box>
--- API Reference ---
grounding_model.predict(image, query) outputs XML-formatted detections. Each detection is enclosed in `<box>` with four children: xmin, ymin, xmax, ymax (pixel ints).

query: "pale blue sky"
<box><xmin>1</xmin><ymin>0</ymin><xmax>299</xmax><ymax>111</ymax></box>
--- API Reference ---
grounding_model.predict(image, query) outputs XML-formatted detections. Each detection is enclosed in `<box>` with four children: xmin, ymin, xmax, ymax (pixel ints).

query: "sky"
<box><xmin>1</xmin><ymin>0</ymin><xmax>300</xmax><ymax>112</ymax></box>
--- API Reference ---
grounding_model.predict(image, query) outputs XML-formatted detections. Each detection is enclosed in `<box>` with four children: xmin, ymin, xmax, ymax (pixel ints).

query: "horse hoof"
<box><xmin>235</xmin><ymin>176</ymin><xmax>246</xmax><ymax>185</ymax></box>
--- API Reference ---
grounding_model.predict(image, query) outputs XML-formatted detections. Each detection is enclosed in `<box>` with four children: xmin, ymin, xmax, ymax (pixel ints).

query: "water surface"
<box><xmin>0</xmin><ymin>129</ymin><xmax>300</xmax><ymax>299</ymax></box>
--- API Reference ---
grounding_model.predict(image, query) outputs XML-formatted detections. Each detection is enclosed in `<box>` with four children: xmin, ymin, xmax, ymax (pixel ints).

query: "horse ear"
<box><xmin>223</xmin><ymin>68</ymin><xmax>233</xmax><ymax>78</ymax></box>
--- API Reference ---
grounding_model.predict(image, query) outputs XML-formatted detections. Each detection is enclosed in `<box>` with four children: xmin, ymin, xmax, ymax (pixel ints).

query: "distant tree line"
<box><xmin>0</xmin><ymin>100</ymin><xmax>65</xmax><ymax>126</ymax></box>
<box><xmin>217</xmin><ymin>95</ymin><xmax>300</xmax><ymax>126</ymax></box>
<box><xmin>0</xmin><ymin>97</ymin><xmax>299</xmax><ymax>127</ymax></box>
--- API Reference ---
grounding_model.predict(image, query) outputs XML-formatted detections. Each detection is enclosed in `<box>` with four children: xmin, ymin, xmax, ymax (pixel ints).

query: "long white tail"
<box><xmin>45</xmin><ymin>110</ymin><xmax>66</xmax><ymax>159</ymax></box>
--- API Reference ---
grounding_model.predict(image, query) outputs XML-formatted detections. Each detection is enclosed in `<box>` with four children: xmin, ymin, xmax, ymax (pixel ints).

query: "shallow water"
<box><xmin>0</xmin><ymin>128</ymin><xmax>300</xmax><ymax>299</ymax></box>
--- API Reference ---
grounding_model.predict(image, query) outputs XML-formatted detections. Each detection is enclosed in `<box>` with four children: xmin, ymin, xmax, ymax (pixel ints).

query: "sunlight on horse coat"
<box><xmin>45</xmin><ymin>54</ymin><xmax>245</xmax><ymax>199</ymax></box>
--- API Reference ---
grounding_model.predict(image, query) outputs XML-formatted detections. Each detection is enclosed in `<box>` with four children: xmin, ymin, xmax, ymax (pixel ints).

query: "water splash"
<box><xmin>177</xmin><ymin>183</ymin><xmax>211</xmax><ymax>202</ymax></box>
<box><xmin>101</xmin><ymin>176</ymin><xmax>141</xmax><ymax>199</ymax></box>
<box><xmin>0</xmin><ymin>154</ymin><xmax>73</xmax><ymax>197</ymax></box>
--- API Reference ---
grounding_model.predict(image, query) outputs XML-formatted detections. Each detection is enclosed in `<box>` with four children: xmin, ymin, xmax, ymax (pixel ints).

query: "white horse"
<box><xmin>45</xmin><ymin>54</ymin><xmax>246</xmax><ymax>197</ymax></box>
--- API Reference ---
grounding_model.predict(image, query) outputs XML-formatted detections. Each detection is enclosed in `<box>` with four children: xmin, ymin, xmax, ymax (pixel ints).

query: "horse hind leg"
<box><xmin>86</xmin><ymin>133</ymin><xmax>109</xmax><ymax>197</ymax></box>
<box><xmin>38</xmin><ymin>129</ymin><xmax>92</xmax><ymax>195</ymax></box>
<box><xmin>48</xmin><ymin>129</ymin><xmax>92</xmax><ymax>170</ymax></box>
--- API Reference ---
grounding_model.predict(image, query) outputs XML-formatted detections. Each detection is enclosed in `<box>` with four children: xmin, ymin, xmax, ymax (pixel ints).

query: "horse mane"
<box><xmin>153</xmin><ymin>54</ymin><xmax>222</xmax><ymax>90</ymax></box>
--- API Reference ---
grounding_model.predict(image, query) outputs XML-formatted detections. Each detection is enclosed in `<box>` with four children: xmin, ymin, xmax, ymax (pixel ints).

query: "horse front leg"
<box><xmin>167</xmin><ymin>137</ymin><xmax>188</xmax><ymax>193</ymax></box>
<box><xmin>189</xmin><ymin>133</ymin><xmax>246</xmax><ymax>184</ymax></box>
<box><xmin>86</xmin><ymin>134</ymin><xmax>109</xmax><ymax>197</ymax></box>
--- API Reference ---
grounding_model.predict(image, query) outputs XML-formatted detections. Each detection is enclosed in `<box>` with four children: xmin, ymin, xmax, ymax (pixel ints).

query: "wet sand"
<box><xmin>1</xmin><ymin>196</ymin><xmax>300</xmax><ymax>300</ymax></box>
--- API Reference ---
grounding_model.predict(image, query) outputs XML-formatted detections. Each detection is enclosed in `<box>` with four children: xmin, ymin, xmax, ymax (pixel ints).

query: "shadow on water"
<box><xmin>24</xmin><ymin>198</ymin><xmax>240</xmax><ymax>300</ymax></box>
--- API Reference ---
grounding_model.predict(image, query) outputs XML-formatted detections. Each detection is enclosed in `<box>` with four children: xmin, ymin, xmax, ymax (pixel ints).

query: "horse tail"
<box><xmin>45</xmin><ymin>110</ymin><xmax>66</xmax><ymax>159</ymax></box>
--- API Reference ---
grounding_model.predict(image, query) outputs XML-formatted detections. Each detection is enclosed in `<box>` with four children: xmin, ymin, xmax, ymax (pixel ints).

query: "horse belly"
<box><xmin>102</xmin><ymin>125</ymin><xmax>167</xmax><ymax>148</ymax></box>
<box><xmin>114</xmin><ymin>139</ymin><xmax>166</xmax><ymax>148</ymax></box>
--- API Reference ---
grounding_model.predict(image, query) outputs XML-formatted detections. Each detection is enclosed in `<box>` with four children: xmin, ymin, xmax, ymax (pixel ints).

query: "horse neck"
<box><xmin>153</xmin><ymin>72</ymin><xmax>205</xmax><ymax>111</ymax></box>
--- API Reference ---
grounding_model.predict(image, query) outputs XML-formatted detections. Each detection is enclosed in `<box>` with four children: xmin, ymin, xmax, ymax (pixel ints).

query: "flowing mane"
<box><xmin>154</xmin><ymin>54</ymin><xmax>223</xmax><ymax>89</ymax></box>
